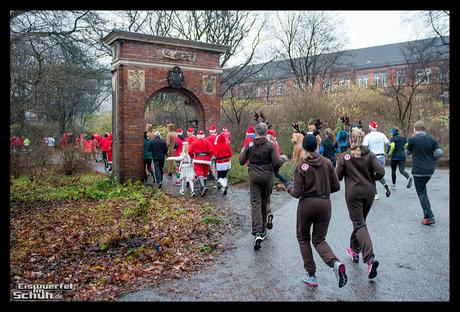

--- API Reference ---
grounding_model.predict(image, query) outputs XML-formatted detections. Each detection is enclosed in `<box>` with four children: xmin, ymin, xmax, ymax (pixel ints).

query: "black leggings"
<box><xmin>102</xmin><ymin>151</ymin><xmax>108</xmax><ymax>168</ymax></box>
<box><xmin>144</xmin><ymin>159</ymin><xmax>154</xmax><ymax>181</ymax></box>
<box><xmin>390</xmin><ymin>159</ymin><xmax>410</xmax><ymax>185</ymax></box>
<box><xmin>274</xmin><ymin>167</ymin><xmax>288</xmax><ymax>184</ymax></box>
<box><xmin>218</xmin><ymin>170</ymin><xmax>228</xmax><ymax>179</ymax></box>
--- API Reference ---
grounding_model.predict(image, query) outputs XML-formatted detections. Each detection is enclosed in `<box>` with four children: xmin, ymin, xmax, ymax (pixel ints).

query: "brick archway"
<box><xmin>144</xmin><ymin>86</ymin><xmax>205</xmax><ymax>131</ymax></box>
<box><xmin>102</xmin><ymin>30</ymin><xmax>229</xmax><ymax>183</ymax></box>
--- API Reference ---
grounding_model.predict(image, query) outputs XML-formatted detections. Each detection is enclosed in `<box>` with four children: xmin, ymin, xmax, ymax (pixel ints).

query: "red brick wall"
<box><xmin>114</xmin><ymin>41</ymin><xmax>222</xmax><ymax>183</ymax></box>
<box><xmin>118</xmin><ymin>40</ymin><xmax>221</xmax><ymax>68</ymax></box>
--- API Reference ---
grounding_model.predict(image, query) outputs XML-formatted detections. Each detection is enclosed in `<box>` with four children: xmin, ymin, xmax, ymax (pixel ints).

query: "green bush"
<box><xmin>227</xmin><ymin>155</ymin><xmax>248</xmax><ymax>185</ymax></box>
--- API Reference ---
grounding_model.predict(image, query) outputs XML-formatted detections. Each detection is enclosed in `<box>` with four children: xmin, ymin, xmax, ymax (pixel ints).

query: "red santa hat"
<box><xmin>176</xmin><ymin>128</ymin><xmax>183</xmax><ymax>135</ymax></box>
<box><xmin>246</xmin><ymin>126</ymin><xmax>255</xmax><ymax>135</ymax></box>
<box><xmin>267</xmin><ymin>129</ymin><xmax>276</xmax><ymax>137</ymax></box>
<box><xmin>196</xmin><ymin>130</ymin><xmax>205</xmax><ymax>138</ymax></box>
<box><xmin>187</xmin><ymin>128</ymin><xmax>195</xmax><ymax>135</ymax></box>
<box><xmin>209</xmin><ymin>125</ymin><xmax>217</xmax><ymax>133</ymax></box>
<box><xmin>369</xmin><ymin>120</ymin><xmax>378</xmax><ymax>131</ymax></box>
<box><xmin>222</xmin><ymin>127</ymin><xmax>228</xmax><ymax>132</ymax></box>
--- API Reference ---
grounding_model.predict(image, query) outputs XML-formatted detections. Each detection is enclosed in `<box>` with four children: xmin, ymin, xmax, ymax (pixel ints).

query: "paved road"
<box><xmin>118</xmin><ymin>167</ymin><xmax>449</xmax><ymax>301</ymax></box>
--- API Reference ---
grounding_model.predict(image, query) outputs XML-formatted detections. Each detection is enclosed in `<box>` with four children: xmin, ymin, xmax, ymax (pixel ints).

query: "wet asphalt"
<box><xmin>116</xmin><ymin>166</ymin><xmax>450</xmax><ymax>302</ymax></box>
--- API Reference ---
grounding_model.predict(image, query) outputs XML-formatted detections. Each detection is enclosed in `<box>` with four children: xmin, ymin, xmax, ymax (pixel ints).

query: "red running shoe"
<box><xmin>422</xmin><ymin>218</ymin><xmax>436</xmax><ymax>225</ymax></box>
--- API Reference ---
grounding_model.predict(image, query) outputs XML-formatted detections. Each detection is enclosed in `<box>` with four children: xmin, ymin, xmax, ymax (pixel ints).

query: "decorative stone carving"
<box><xmin>162</xmin><ymin>48</ymin><xmax>196</xmax><ymax>62</ymax></box>
<box><xmin>202</xmin><ymin>75</ymin><xmax>216</xmax><ymax>94</ymax></box>
<box><xmin>167</xmin><ymin>66</ymin><xmax>185</xmax><ymax>89</ymax></box>
<box><xmin>127</xmin><ymin>69</ymin><xmax>145</xmax><ymax>91</ymax></box>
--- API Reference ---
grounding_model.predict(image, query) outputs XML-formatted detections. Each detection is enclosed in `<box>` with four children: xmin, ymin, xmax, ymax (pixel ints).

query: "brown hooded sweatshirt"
<box><xmin>286</xmin><ymin>152</ymin><xmax>341</xmax><ymax>274</ymax></box>
<box><xmin>288</xmin><ymin>152</ymin><xmax>340</xmax><ymax>198</ymax></box>
<box><xmin>335</xmin><ymin>147</ymin><xmax>385</xmax><ymax>198</ymax></box>
<box><xmin>239</xmin><ymin>136</ymin><xmax>283</xmax><ymax>181</ymax></box>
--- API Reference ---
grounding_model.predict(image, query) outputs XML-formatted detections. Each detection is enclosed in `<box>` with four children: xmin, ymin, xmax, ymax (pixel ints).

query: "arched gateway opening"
<box><xmin>102</xmin><ymin>30</ymin><xmax>229</xmax><ymax>183</ymax></box>
<box><xmin>145</xmin><ymin>87</ymin><xmax>205</xmax><ymax>131</ymax></box>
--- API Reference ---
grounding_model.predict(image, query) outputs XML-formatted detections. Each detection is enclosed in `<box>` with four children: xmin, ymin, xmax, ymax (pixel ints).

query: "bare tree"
<box><xmin>426</xmin><ymin>11</ymin><xmax>449</xmax><ymax>46</ymax></box>
<box><xmin>274</xmin><ymin>11</ymin><xmax>346</xmax><ymax>91</ymax></box>
<box><xmin>10</xmin><ymin>11</ymin><xmax>111</xmax><ymax>136</ymax></box>
<box><xmin>383</xmin><ymin>38</ymin><xmax>447</xmax><ymax>133</ymax></box>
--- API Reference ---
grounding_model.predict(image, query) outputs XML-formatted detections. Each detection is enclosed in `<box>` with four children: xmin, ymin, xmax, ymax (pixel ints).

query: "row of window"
<box><xmin>238</xmin><ymin>81</ymin><xmax>287</xmax><ymax>98</ymax></box>
<box><xmin>234</xmin><ymin>68</ymin><xmax>447</xmax><ymax>98</ymax></box>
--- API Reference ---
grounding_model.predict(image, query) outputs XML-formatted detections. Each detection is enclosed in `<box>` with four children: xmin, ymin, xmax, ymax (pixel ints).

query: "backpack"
<box><xmin>339</xmin><ymin>131</ymin><xmax>347</xmax><ymax>142</ymax></box>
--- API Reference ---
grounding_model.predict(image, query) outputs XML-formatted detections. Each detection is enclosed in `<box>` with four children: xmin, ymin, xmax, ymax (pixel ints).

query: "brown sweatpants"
<box><xmin>250</xmin><ymin>176</ymin><xmax>274</xmax><ymax>235</ymax></box>
<box><xmin>346</xmin><ymin>195</ymin><xmax>375</xmax><ymax>263</ymax></box>
<box><xmin>296</xmin><ymin>198</ymin><xmax>338</xmax><ymax>275</ymax></box>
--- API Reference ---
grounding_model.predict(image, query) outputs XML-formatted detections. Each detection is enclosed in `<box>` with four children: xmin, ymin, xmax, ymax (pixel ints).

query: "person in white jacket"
<box><xmin>363</xmin><ymin>120</ymin><xmax>391</xmax><ymax>200</ymax></box>
<box><xmin>166</xmin><ymin>142</ymin><xmax>196</xmax><ymax>197</ymax></box>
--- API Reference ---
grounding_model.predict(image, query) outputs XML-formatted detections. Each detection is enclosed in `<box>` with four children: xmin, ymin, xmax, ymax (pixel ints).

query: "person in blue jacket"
<box><xmin>320</xmin><ymin>128</ymin><xmax>341</xmax><ymax>167</ymax></box>
<box><xmin>336</xmin><ymin>126</ymin><xmax>349</xmax><ymax>153</ymax></box>
<box><xmin>386</xmin><ymin>126</ymin><xmax>412</xmax><ymax>190</ymax></box>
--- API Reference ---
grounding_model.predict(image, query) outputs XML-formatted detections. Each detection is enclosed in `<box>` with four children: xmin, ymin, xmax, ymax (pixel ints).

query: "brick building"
<box><xmin>222</xmin><ymin>36</ymin><xmax>449</xmax><ymax>104</ymax></box>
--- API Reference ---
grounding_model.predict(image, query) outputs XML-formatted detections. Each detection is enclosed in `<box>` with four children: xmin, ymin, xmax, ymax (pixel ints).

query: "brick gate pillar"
<box><xmin>102</xmin><ymin>30</ymin><xmax>229</xmax><ymax>183</ymax></box>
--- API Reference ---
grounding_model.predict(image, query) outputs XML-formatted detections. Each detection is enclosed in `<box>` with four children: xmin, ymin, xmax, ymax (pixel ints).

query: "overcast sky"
<box><xmin>333</xmin><ymin>10</ymin><xmax>428</xmax><ymax>49</ymax></box>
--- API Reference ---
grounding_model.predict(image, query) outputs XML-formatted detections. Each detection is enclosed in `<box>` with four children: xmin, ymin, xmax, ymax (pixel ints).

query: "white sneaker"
<box><xmin>179</xmin><ymin>190</ymin><xmax>185</xmax><ymax>195</ymax></box>
<box><xmin>390</xmin><ymin>184</ymin><xmax>397</xmax><ymax>190</ymax></box>
<box><xmin>374</xmin><ymin>194</ymin><xmax>380</xmax><ymax>200</ymax></box>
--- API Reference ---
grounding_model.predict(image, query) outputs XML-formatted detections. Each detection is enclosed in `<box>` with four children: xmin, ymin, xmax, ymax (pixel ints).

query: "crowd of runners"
<box><xmin>143</xmin><ymin>123</ymin><xmax>232</xmax><ymax>196</ymax></box>
<box><xmin>139</xmin><ymin>116</ymin><xmax>445</xmax><ymax>290</ymax></box>
<box><xmin>10</xmin><ymin>130</ymin><xmax>114</xmax><ymax>172</ymax></box>
<box><xmin>237</xmin><ymin>117</ymin><xmax>443</xmax><ymax>290</ymax></box>
<box><xmin>13</xmin><ymin>115</ymin><xmax>443</xmax><ymax>291</ymax></box>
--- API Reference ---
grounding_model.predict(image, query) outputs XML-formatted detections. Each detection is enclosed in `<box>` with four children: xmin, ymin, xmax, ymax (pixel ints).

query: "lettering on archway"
<box><xmin>102</xmin><ymin>30</ymin><xmax>229</xmax><ymax>183</ymax></box>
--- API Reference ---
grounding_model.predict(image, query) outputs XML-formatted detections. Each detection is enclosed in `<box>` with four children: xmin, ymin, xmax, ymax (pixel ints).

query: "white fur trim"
<box><xmin>193</xmin><ymin>159</ymin><xmax>211</xmax><ymax>165</ymax></box>
<box><xmin>196</xmin><ymin>134</ymin><xmax>205</xmax><ymax>138</ymax></box>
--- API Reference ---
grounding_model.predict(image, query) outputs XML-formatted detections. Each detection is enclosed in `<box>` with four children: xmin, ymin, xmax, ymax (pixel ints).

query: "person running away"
<box><xmin>387</xmin><ymin>127</ymin><xmax>412</xmax><ymax>190</ymax></box>
<box><xmin>167</xmin><ymin>142</ymin><xmax>196</xmax><ymax>197</ymax></box>
<box><xmin>406</xmin><ymin>120</ymin><xmax>443</xmax><ymax>225</ymax></box>
<box><xmin>286</xmin><ymin>134</ymin><xmax>347</xmax><ymax>288</ymax></box>
<box><xmin>239</xmin><ymin>122</ymin><xmax>283</xmax><ymax>250</ymax></box>
<box><xmin>336</xmin><ymin>127</ymin><xmax>384</xmax><ymax>280</ymax></box>
<box><xmin>362</xmin><ymin>120</ymin><xmax>391</xmax><ymax>200</ymax></box>
<box><xmin>214</xmin><ymin>132</ymin><xmax>233</xmax><ymax>196</ymax></box>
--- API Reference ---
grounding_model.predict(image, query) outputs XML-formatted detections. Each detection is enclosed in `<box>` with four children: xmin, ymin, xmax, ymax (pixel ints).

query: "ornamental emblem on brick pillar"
<box><xmin>167</xmin><ymin>66</ymin><xmax>185</xmax><ymax>89</ymax></box>
<box><xmin>202</xmin><ymin>75</ymin><xmax>216</xmax><ymax>94</ymax></box>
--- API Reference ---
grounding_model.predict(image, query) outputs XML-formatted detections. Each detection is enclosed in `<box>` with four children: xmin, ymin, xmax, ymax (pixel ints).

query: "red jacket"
<box><xmin>101</xmin><ymin>136</ymin><xmax>112</xmax><ymax>152</ymax></box>
<box><xmin>206</xmin><ymin>134</ymin><xmax>217</xmax><ymax>146</ymax></box>
<box><xmin>94</xmin><ymin>135</ymin><xmax>103</xmax><ymax>147</ymax></box>
<box><xmin>221</xmin><ymin>131</ymin><xmax>231</xmax><ymax>145</ymax></box>
<box><xmin>184</xmin><ymin>135</ymin><xmax>196</xmax><ymax>145</ymax></box>
<box><xmin>83</xmin><ymin>139</ymin><xmax>94</xmax><ymax>153</ymax></box>
<box><xmin>214</xmin><ymin>134</ymin><xmax>233</xmax><ymax>163</ymax></box>
<box><xmin>174</xmin><ymin>136</ymin><xmax>184</xmax><ymax>157</ymax></box>
<box><xmin>242</xmin><ymin>136</ymin><xmax>253</xmax><ymax>147</ymax></box>
<box><xmin>189</xmin><ymin>137</ymin><xmax>214</xmax><ymax>164</ymax></box>
<box><xmin>273</xmin><ymin>139</ymin><xmax>280</xmax><ymax>155</ymax></box>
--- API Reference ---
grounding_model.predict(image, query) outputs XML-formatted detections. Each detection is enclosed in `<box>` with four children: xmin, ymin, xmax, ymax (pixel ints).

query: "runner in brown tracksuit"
<box><xmin>335</xmin><ymin>127</ymin><xmax>384</xmax><ymax>279</ymax></box>
<box><xmin>239</xmin><ymin>122</ymin><xmax>283</xmax><ymax>250</ymax></box>
<box><xmin>286</xmin><ymin>134</ymin><xmax>347</xmax><ymax>288</ymax></box>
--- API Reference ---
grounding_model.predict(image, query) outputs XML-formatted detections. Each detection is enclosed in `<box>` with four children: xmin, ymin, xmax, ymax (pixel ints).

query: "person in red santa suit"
<box><xmin>106</xmin><ymin>133</ymin><xmax>113</xmax><ymax>171</ymax></box>
<box><xmin>221</xmin><ymin>127</ymin><xmax>231</xmax><ymax>145</ymax></box>
<box><xmin>189</xmin><ymin>130</ymin><xmax>214</xmax><ymax>197</ymax></box>
<box><xmin>206</xmin><ymin>125</ymin><xmax>218</xmax><ymax>181</ymax></box>
<box><xmin>206</xmin><ymin>125</ymin><xmax>218</xmax><ymax>146</ymax></box>
<box><xmin>173</xmin><ymin>128</ymin><xmax>185</xmax><ymax>185</ymax></box>
<box><xmin>184</xmin><ymin>127</ymin><xmax>196</xmax><ymax>145</ymax></box>
<box><xmin>214</xmin><ymin>133</ymin><xmax>233</xmax><ymax>195</ymax></box>
<box><xmin>242</xmin><ymin>126</ymin><xmax>256</xmax><ymax>147</ymax></box>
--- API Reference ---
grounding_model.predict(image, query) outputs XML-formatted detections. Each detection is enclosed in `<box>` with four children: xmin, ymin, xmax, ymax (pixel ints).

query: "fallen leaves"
<box><xmin>10</xmin><ymin>173</ymin><xmax>231</xmax><ymax>301</ymax></box>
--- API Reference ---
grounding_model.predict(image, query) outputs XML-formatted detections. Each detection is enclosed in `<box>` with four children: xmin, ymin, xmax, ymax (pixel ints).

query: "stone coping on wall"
<box><xmin>102</xmin><ymin>29</ymin><xmax>231</xmax><ymax>54</ymax></box>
